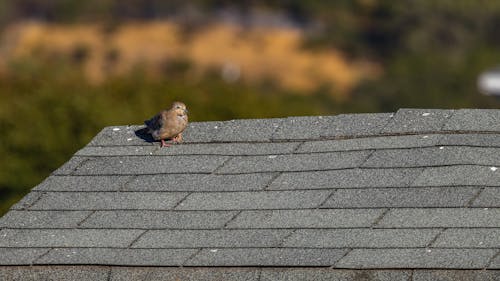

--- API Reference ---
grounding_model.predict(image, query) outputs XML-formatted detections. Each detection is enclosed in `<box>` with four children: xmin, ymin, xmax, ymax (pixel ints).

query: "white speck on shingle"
<box><xmin>112</xmin><ymin>128</ymin><xmax>120</xmax><ymax>131</ymax></box>
<box><xmin>149</xmin><ymin>152</ymin><xmax>153</xmax><ymax>155</ymax></box>
<box><xmin>119</xmin><ymin>161</ymin><xmax>123</xmax><ymax>164</ymax></box>
<box><xmin>426</xmin><ymin>249</ymin><xmax>432</xmax><ymax>253</ymax></box>
<box><xmin>127</xmin><ymin>138</ymin><xmax>133</xmax><ymax>141</ymax></box>
<box><xmin>268</xmin><ymin>155</ymin><xmax>277</xmax><ymax>159</ymax></box>
<box><xmin>422</xmin><ymin>135</ymin><xmax>429</xmax><ymax>139</ymax></box>
<box><xmin>214</xmin><ymin>126</ymin><xmax>218</xmax><ymax>129</ymax></box>
<box><xmin>439</xmin><ymin>146</ymin><xmax>444</xmax><ymax>150</ymax></box>
<box><xmin>479</xmin><ymin>241</ymin><xmax>483</xmax><ymax>245</ymax></box>
<box><xmin>210</xmin><ymin>249</ymin><xmax>218</xmax><ymax>253</ymax></box>
<box><xmin>490</xmin><ymin>167</ymin><xmax>498</xmax><ymax>171</ymax></box>
<box><xmin>422</xmin><ymin>113</ymin><xmax>431</xmax><ymax>116</ymax></box>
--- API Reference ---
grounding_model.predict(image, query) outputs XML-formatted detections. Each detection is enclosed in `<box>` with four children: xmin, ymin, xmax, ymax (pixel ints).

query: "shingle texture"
<box><xmin>1</xmin><ymin>108</ymin><xmax>500</xmax><ymax>279</ymax></box>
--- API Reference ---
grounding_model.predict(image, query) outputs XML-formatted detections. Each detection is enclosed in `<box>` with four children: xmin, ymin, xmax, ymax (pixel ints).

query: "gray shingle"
<box><xmin>182</xmin><ymin>121</ymin><xmax>224</xmax><ymax>143</ymax></box>
<box><xmin>0</xmin><ymin>229</ymin><xmax>143</xmax><ymax>247</ymax></box>
<box><xmin>124</xmin><ymin>173</ymin><xmax>275</xmax><ymax>192</ymax></box>
<box><xmin>377</xmin><ymin>208</ymin><xmax>500</xmax><ymax>228</ymax></box>
<box><xmin>490</xmin><ymin>254</ymin><xmax>500</xmax><ymax>269</ymax></box>
<box><xmin>268</xmin><ymin>168</ymin><xmax>423</xmax><ymax>190</ymax></box>
<box><xmin>8</xmin><ymin>192</ymin><xmax>44</xmax><ymax>210</ymax></box>
<box><xmin>33</xmin><ymin>176</ymin><xmax>132</xmax><ymax>191</ymax></box>
<box><xmin>186</xmin><ymin>248</ymin><xmax>348</xmax><ymax>266</ymax></box>
<box><xmin>110</xmin><ymin>267</ymin><xmax>260</xmax><ymax>281</ymax></box>
<box><xmin>73</xmin><ymin>155</ymin><xmax>229</xmax><ymax>175</ymax></box>
<box><xmin>29</xmin><ymin>192</ymin><xmax>187</xmax><ymax>210</ymax></box>
<box><xmin>0</xmin><ymin>211</ymin><xmax>92</xmax><ymax>228</ymax></box>
<box><xmin>217</xmin><ymin>151</ymin><xmax>372</xmax><ymax>174</ymax></box>
<box><xmin>0</xmin><ymin>265</ymin><xmax>110</xmax><ymax>281</ymax></box>
<box><xmin>175</xmin><ymin>190</ymin><xmax>331</xmax><ymax>210</ymax></box>
<box><xmin>283</xmin><ymin>229</ymin><xmax>440</xmax><ymax>248</ymax></box>
<box><xmin>88</xmin><ymin>125</ymin><xmax>152</xmax><ymax>146</ymax></box>
<box><xmin>432</xmin><ymin>229</ymin><xmax>500</xmax><ymax>248</ymax></box>
<box><xmin>131</xmin><ymin>229</ymin><xmax>291</xmax><ymax>248</ymax></box>
<box><xmin>211</xmin><ymin>118</ymin><xmax>285</xmax><ymax>142</ymax></box>
<box><xmin>413</xmin><ymin>270</ymin><xmax>500</xmax><ymax>281</ymax></box>
<box><xmin>154</xmin><ymin>142</ymin><xmax>299</xmax><ymax>156</ymax></box>
<box><xmin>336</xmin><ymin>248</ymin><xmax>496</xmax><ymax>268</ymax></box>
<box><xmin>382</xmin><ymin>109</ymin><xmax>454</xmax><ymax>134</ymax></box>
<box><xmin>37</xmin><ymin>248</ymin><xmax>197</xmax><ymax>266</ymax></box>
<box><xmin>272</xmin><ymin>116</ymin><xmax>331</xmax><ymax>140</ymax></box>
<box><xmin>322</xmin><ymin>187</ymin><xmax>478</xmax><ymax>208</ymax></box>
<box><xmin>438</xmin><ymin>133</ymin><xmax>500</xmax><ymax>147</ymax></box>
<box><xmin>320</xmin><ymin>113</ymin><xmax>393</xmax><ymax>137</ymax></box>
<box><xmin>471</xmin><ymin>188</ymin><xmax>500</xmax><ymax>207</ymax></box>
<box><xmin>0</xmin><ymin>248</ymin><xmax>49</xmax><ymax>265</ymax></box>
<box><xmin>297</xmin><ymin>134</ymin><xmax>440</xmax><ymax>153</ymax></box>
<box><xmin>413</xmin><ymin>165</ymin><xmax>500</xmax><ymax>187</ymax></box>
<box><xmin>362</xmin><ymin>147</ymin><xmax>500</xmax><ymax>168</ymax></box>
<box><xmin>51</xmin><ymin>157</ymin><xmax>88</xmax><ymax>175</ymax></box>
<box><xmin>444</xmin><ymin>109</ymin><xmax>500</xmax><ymax>132</ymax></box>
<box><xmin>81</xmin><ymin>210</ymin><xmax>237</xmax><ymax>229</ymax></box>
<box><xmin>260</xmin><ymin>269</ymin><xmax>412</xmax><ymax>281</ymax></box>
<box><xmin>76</xmin><ymin>146</ymin><xmax>157</xmax><ymax>156</ymax></box>
<box><xmin>227</xmin><ymin>209</ymin><xmax>384</xmax><ymax>228</ymax></box>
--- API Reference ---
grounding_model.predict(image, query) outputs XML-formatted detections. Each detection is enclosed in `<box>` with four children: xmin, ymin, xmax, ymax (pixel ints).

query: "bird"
<box><xmin>144</xmin><ymin>101</ymin><xmax>188</xmax><ymax>147</ymax></box>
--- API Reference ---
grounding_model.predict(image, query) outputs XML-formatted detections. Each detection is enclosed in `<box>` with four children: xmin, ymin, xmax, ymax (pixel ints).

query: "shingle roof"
<box><xmin>1</xmin><ymin>108</ymin><xmax>500</xmax><ymax>280</ymax></box>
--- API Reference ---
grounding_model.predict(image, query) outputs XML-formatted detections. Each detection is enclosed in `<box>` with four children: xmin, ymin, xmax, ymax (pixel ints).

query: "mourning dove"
<box><xmin>144</xmin><ymin>101</ymin><xmax>189</xmax><ymax>147</ymax></box>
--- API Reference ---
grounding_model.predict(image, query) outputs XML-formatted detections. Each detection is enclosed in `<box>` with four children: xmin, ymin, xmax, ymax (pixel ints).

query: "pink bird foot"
<box><xmin>160</xmin><ymin>139</ymin><xmax>170</xmax><ymax>147</ymax></box>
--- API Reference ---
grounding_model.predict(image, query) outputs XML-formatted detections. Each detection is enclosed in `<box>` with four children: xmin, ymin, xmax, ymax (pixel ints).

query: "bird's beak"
<box><xmin>184</xmin><ymin>109</ymin><xmax>189</xmax><ymax>114</ymax></box>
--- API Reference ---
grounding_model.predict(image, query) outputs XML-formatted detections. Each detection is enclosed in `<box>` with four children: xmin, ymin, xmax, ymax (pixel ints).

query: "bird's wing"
<box><xmin>144</xmin><ymin>111</ymin><xmax>166</xmax><ymax>131</ymax></box>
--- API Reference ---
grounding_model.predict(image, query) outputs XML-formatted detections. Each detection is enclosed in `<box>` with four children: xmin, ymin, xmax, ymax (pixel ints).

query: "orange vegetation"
<box><xmin>0</xmin><ymin>21</ymin><xmax>380</xmax><ymax>95</ymax></box>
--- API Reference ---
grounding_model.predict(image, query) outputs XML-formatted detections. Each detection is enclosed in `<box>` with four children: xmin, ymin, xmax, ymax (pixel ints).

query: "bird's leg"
<box><xmin>160</xmin><ymin>139</ymin><xmax>170</xmax><ymax>147</ymax></box>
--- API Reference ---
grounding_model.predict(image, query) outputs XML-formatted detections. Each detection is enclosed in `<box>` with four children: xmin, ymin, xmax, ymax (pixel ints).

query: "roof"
<box><xmin>1</xmin><ymin>108</ymin><xmax>500</xmax><ymax>280</ymax></box>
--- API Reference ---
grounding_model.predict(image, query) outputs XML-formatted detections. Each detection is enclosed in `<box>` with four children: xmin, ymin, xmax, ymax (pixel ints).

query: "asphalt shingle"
<box><xmin>73</xmin><ymin>155</ymin><xmax>229</xmax><ymax>175</ymax></box>
<box><xmin>322</xmin><ymin>187</ymin><xmax>478</xmax><ymax>208</ymax></box>
<box><xmin>297</xmin><ymin>134</ymin><xmax>440</xmax><ymax>153</ymax></box>
<box><xmin>320</xmin><ymin>113</ymin><xmax>393</xmax><ymax>137</ymax></box>
<box><xmin>124</xmin><ymin>173</ymin><xmax>275</xmax><ymax>192</ymax></box>
<box><xmin>413</xmin><ymin>165</ymin><xmax>500</xmax><ymax>187</ymax></box>
<box><xmin>0</xmin><ymin>266</ymin><xmax>110</xmax><ymax>281</ymax></box>
<box><xmin>260</xmin><ymin>269</ymin><xmax>412</xmax><ymax>281</ymax></box>
<box><xmin>0</xmin><ymin>229</ymin><xmax>143</xmax><ymax>247</ymax></box>
<box><xmin>336</xmin><ymin>248</ymin><xmax>496</xmax><ymax>268</ymax></box>
<box><xmin>0</xmin><ymin>248</ymin><xmax>49</xmax><ymax>265</ymax></box>
<box><xmin>443</xmin><ymin>109</ymin><xmax>500</xmax><ymax>132</ymax></box>
<box><xmin>175</xmin><ymin>190</ymin><xmax>331</xmax><ymax>210</ymax></box>
<box><xmin>131</xmin><ymin>229</ymin><xmax>292</xmax><ymax>248</ymax></box>
<box><xmin>33</xmin><ymin>175</ymin><xmax>132</xmax><ymax>191</ymax></box>
<box><xmin>110</xmin><ymin>268</ymin><xmax>260</xmax><ymax>281</ymax></box>
<box><xmin>470</xmin><ymin>187</ymin><xmax>500</xmax><ymax>207</ymax></box>
<box><xmin>2</xmin><ymin>109</ymin><xmax>500</xmax><ymax>275</ymax></box>
<box><xmin>282</xmin><ymin>229</ymin><xmax>440</xmax><ymax>248</ymax></box>
<box><xmin>382</xmin><ymin>109</ymin><xmax>454</xmax><ymax>134</ymax></box>
<box><xmin>376</xmin><ymin>208</ymin><xmax>500</xmax><ymax>228</ymax></box>
<box><xmin>432</xmin><ymin>229</ymin><xmax>500</xmax><ymax>248</ymax></box>
<box><xmin>0</xmin><ymin>211</ymin><xmax>92</xmax><ymax>228</ymax></box>
<box><xmin>154</xmin><ymin>142</ymin><xmax>299</xmax><ymax>156</ymax></box>
<box><xmin>28</xmin><ymin>192</ymin><xmax>187</xmax><ymax>210</ymax></box>
<box><xmin>217</xmin><ymin>151</ymin><xmax>372</xmax><ymax>174</ymax></box>
<box><xmin>227</xmin><ymin>209</ymin><xmax>384</xmax><ymax>228</ymax></box>
<box><xmin>37</xmin><ymin>248</ymin><xmax>197</xmax><ymax>266</ymax></box>
<box><xmin>186</xmin><ymin>248</ymin><xmax>349</xmax><ymax>266</ymax></box>
<box><xmin>80</xmin><ymin>210</ymin><xmax>237</xmax><ymax>229</ymax></box>
<box><xmin>362</xmin><ymin>146</ymin><xmax>500</xmax><ymax>168</ymax></box>
<box><xmin>268</xmin><ymin>168</ymin><xmax>423</xmax><ymax>190</ymax></box>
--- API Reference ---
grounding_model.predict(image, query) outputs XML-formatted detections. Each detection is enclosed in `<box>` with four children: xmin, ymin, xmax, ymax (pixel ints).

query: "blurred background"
<box><xmin>1</xmin><ymin>0</ymin><xmax>500</xmax><ymax>214</ymax></box>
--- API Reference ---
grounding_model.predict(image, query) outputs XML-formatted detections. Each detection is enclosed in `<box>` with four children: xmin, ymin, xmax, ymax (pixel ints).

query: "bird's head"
<box><xmin>171</xmin><ymin>101</ymin><xmax>188</xmax><ymax>115</ymax></box>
